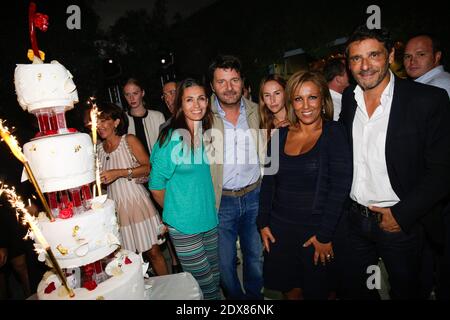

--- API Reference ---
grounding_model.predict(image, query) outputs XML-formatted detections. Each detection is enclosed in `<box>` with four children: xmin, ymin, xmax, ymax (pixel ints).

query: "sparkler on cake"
<box><xmin>0</xmin><ymin>182</ymin><xmax>74</xmax><ymax>297</ymax></box>
<box><xmin>2</xmin><ymin>1</ymin><xmax>147</xmax><ymax>300</ymax></box>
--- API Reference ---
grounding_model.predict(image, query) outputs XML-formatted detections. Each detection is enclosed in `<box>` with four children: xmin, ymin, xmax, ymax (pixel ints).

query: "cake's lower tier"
<box><xmin>37</xmin><ymin>199</ymin><xmax>120</xmax><ymax>268</ymax></box>
<box><xmin>37</xmin><ymin>251</ymin><xmax>145</xmax><ymax>300</ymax></box>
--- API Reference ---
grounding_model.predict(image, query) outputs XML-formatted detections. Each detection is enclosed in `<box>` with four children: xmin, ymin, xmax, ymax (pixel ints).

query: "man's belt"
<box><xmin>350</xmin><ymin>200</ymin><xmax>381</xmax><ymax>222</ymax></box>
<box><xmin>222</xmin><ymin>180</ymin><xmax>261</xmax><ymax>197</ymax></box>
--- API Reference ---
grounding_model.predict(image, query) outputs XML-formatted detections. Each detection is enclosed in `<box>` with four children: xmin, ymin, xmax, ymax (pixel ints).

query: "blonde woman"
<box><xmin>257</xmin><ymin>70</ymin><xmax>352</xmax><ymax>299</ymax></box>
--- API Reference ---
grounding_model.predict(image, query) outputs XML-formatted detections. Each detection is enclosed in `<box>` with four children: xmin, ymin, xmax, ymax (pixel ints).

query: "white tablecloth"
<box><xmin>27</xmin><ymin>272</ymin><xmax>202</xmax><ymax>300</ymax></box>
<box><xmin>145</xmin><ymin>272</ymin><xmax>203</xmax><ymax>300</ymax></box>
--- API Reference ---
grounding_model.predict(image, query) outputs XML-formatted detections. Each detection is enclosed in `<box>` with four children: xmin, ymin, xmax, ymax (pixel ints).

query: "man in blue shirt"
<box><xmin>206</xmin><ymin>55</ymin><xmax>265</xmax><ymax>299</ymax></box>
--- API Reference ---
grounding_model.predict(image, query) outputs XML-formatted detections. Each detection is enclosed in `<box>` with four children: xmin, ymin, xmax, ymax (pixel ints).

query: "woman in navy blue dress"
<box><xmin>257</xmin><ymin>70</ymin><xmax>352</xmax><ymax>300</ymax></box>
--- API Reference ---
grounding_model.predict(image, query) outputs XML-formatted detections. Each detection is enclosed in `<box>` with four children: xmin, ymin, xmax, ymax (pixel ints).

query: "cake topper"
<box><xmin>15</xmin><ymin>1</ymin><xmax>78</xmax><ymax>138</ymax></box>
<box><xmin>28</xmin><ymin>1</ymin><xmax>49</xmax><ymax>61</ymax></box>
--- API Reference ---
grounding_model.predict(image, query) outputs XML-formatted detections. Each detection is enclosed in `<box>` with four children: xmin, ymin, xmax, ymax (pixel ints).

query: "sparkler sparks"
<box><xmin>0</xmin><ymin>120</ymin><xmax>26</xmax><ymax>163</ymax></box>
<box><xmin>88</xmin><ymin>98</ymin><xmax>102</xmax><ymax>197</ymax></box>
<box><xmin>0</xmin><ymin>182</ymin><xmax>74</xmax><ymax>297</ymax></box>
<box><xmin>0</xmin><ymin>119</ymin><xmax>55</xmax><ymax>221</ymax></box>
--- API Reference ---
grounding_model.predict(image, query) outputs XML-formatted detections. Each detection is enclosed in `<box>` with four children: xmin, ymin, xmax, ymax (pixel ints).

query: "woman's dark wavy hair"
<box><xmin>158</xmin><ymin>78</ymin><xmax>213</xmax><ymax>147</ymax></box>
<box><xmin>97</xmin><ymin>102</ymin><xmax>129</xmax><ymax>136</ymax></box>
<box><xmin>345</xmin><ymin>25</ymin><xmax>394</xmax><ymax>58</ymax></box>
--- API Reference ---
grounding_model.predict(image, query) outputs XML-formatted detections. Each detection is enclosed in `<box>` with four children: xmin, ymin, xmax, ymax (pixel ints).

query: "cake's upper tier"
<box><xmin>14</xmin><ymin>60</ymin><xmax>79</xmax><ymax>112</ymax></box>
<box><xmin>22</xmin><ymin>132</ymin><xmax>95</xmax><ymax>193</ymax></box>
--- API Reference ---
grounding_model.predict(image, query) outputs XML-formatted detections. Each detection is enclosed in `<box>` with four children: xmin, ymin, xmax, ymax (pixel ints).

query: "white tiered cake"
<box><xmin>15</xmin><ymin>59</ymin><xmax>146</xmax><ymax>300</ymax></box>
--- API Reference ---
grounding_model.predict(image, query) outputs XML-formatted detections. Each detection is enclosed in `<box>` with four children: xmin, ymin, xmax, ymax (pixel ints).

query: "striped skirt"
<box><xmin>168</xmin><ymin>226</ymin><xmax>221</xmax><ymax>300</ymax></box>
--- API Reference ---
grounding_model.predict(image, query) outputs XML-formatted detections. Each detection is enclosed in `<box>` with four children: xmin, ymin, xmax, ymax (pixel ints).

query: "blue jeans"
<box><xmin>218</xmin><ymin>186</ymin><xmax>263</xmax><ymax>300</ymax></box>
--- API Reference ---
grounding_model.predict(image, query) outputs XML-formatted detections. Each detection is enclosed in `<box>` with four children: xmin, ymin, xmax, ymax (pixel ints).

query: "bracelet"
<box><xmin>127</xmin><ymin>168</ymin><xmax>133</xmax><ymax>181</ymax></box>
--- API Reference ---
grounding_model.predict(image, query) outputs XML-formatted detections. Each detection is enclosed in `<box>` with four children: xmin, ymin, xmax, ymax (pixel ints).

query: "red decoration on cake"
<box><xmin>44</xmin><ymin>281</ymin><xmax>56</xmax><ymax>294</ymax></box>
<box><xmin>81</xmin><ymin>184</ymin><xmax>93</xmax><ymax>210</ymax></box>
<box><xmin>58</xmin><ymin>207</ymin><xmax>73</xmax><ymax>219</ymax></box>
<box><xmin>82</xmin><ymin>263</ymin><xmax>98</xmax><ymax>291</ymax></box>
<box><xmin>58</xmin><ymin>193</ymin><xmax>74</xmax><ymax>219</ymax></box>
<box><xmin>69</xmin><ymin>188</ymin><xmax>83</xmax><ymax>214</ymax></box>
<box><xmin>28</xmin><ymin>2</ymin><xmax>49</xmax><ymax>57</ymax></box>
<box><xmin>124</xmin><ymin>257</ymin><xmax>132</xmax><ymax>265</ymax></box>
<box><xmin>33</xmin><ymin>108</ymin><xmax>78</xmax><ymax>138</ymax></box>
<box><xmin>33</xmin><ymin>13</ymin><xmax>49</xmax><ymax>32</ymax></box>
<box><xmin>94</xmin><ymin>261</ymin><xmax>103</xmax><ymax>273</ymax></box>
<box><xmin>83</xmin><ymin>280</ymin><xmax>97</xmax><ymax>291</ymax></box>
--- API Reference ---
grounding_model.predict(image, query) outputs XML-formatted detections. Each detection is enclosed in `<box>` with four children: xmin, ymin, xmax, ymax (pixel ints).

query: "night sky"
<box><xmin>92</xmin><ymin>0</ymin><xmax>217</xmax><ymax>29</ymax></box>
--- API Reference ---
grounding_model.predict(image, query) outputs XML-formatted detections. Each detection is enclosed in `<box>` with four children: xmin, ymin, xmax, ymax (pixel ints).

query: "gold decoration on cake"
<box><xmin>27</xmin><ymin>49</ymin><xmax>45</xmax><ymax>62</ymax></box>
<box><xmin>58</xmin><ymin>285</ymin><xmax>71</xmax><ymax>298</ymax></box>
<box><xmin>56</xmin><ymin>244</ymin><xmax>68</xmax><ymax>255</ymax></box>
<box><xmin>96</xmin><ymin>296</ymin><xmax>105</xmax><ymax>300</ymax></box>
<box><xmin>37</xmin><ymin>73</ymin><xmax>42</xmax><ymax>81</ymax></box>
<box><xmin>29</xmin><ymin>144</ymin><xmax>37</xmax><ymax>152</ymax></box>
<box><xmin>110</xmin><ymin>266</ymin><xmax>123</xmax><ymax>276</ymax></box>
<box><xmin>72</xmin><ymin>225</ymin><xmax>80</xmax><ymax>237</ymax></box>
<box><xmin>74</xmin><ymin>145</ymin><xmax>82</xmax><ymax>153</ymax></box>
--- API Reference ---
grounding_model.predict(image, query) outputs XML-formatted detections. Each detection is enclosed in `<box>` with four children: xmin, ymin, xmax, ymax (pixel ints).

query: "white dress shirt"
<box><xmin>415</xmin><ymin>65</ymin><xmax>450</xmax><ymax>98</ymax></box>
<box><xmin>350</xmin><ymin>71</ymin><xmax>400</xmax><ymax>207</ymax></box>
<box><xmin>330</xmin><ymin>89</ymin><xmax>342</xmax><ymax>121</ymax></box>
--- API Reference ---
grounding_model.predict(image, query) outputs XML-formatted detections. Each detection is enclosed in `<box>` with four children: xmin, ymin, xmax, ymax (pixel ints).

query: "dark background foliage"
<box><xmin>1</xmin><ymin>0</ymin><xmax>449</xmax><ymax>187</ymax></box>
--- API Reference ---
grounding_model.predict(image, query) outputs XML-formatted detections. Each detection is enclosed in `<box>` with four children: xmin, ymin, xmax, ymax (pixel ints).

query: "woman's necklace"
<box><xmin>104</xmin><ymin>136</ymin><xmax>121</xmax><ymax>160</ymax></box>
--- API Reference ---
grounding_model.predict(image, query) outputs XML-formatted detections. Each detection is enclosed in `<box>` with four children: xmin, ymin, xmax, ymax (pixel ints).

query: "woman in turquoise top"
<box><xmin>149</xmin><ymin>78</ymin><xmax>220</xmax><ymax>300</ymax></box>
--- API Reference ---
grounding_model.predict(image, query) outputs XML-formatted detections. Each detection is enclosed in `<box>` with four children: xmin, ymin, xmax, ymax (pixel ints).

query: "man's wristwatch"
<box><xmin>127</xmin><ymin>168</ymin><xmax>133</xmax><ymax>181</ymax></box>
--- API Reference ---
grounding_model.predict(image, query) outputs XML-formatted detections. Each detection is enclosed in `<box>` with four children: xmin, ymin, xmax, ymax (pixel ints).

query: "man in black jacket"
<box><xmin>339</xmin><ymin>25</ymin><xmax>450</xmax><ymax>299</ymax></box>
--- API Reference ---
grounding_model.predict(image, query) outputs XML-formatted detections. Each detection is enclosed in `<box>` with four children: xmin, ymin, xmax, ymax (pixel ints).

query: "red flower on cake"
<box><xmin>82</xmin><ymin>264</ymin><xmax>98</xmax><ymax>291</ymax></box>
<box><xmin>59</xmin><ymin>201</ymin><xmax>73</xmax><ymax>219</ymax></box>
<box><xmin>34</xmin><ymin>13</ymin><xmax>49</xmax><ymax>32</ymax></box>
<box><xmin>124</xmin><ymin>257</ymin><xmax>132</xmax><ymax>265</ymax></box>
<box><xmin>58</xmin><ymin>208</ymin><xmax>73</xmax><ymax>219</ymax></box>
<box><xmin>83</xmin><ymin>280</ymin><xmax>98</xmax><ymax>291</ymax></box>
<box><xmin>44</xmin><ymin>282</ymin><xmax>56</xmax><ymax>294</ymax></box>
